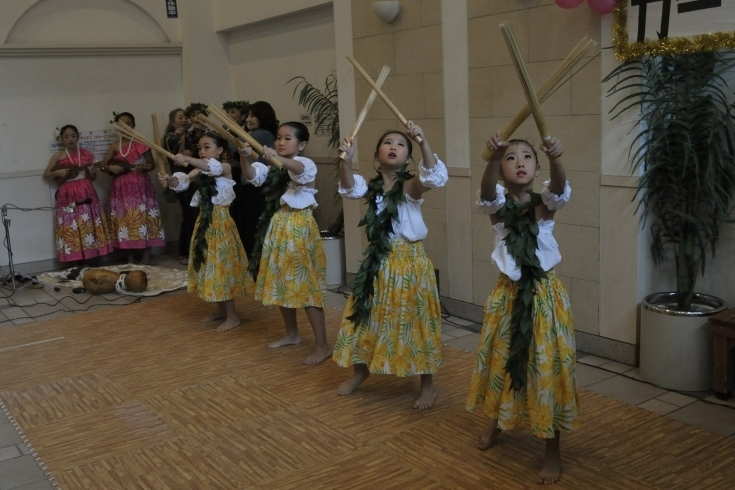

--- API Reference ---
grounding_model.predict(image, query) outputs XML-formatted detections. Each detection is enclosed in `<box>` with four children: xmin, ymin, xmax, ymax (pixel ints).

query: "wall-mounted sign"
<box><xmin>613</xmin><ymin>0</ymin><xmax>735</xmax><ymax>60</ymax></box>
<box><xmin>49</xmin><ymin>130</ymin><xmax>118</xmax><ymax>161</ymax></box>
<box><xmin>300</xmin><ymin>113</ymin><xmax>312</xmax><ymax>126</ymax></box>
<box><xmin>166</xmin><ymin>0</ymin><xmax>178</xmax><ymax>19</ymax></box>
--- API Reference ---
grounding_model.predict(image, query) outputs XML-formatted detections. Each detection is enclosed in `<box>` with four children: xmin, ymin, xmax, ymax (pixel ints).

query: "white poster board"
<box><xmin>48</xmin><ymin>130</ymin><xmax>118</xmax><ymax>160</ymax></box>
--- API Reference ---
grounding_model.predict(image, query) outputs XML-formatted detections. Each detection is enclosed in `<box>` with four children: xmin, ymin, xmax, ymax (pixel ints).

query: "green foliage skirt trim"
<box><xmin>498</xmin><ymin>192</ymin><xmax>547</xmax><ymax>391</ymax></box>
<box><xmin>192</xmin><ymin>174</ymin><xmax>217</xmax><ymax>272</ymax></box>
<box><xmin>347</xmin><ymin>167</ymin><xmax>412</xmax><ymax>330</ymax></box>
<box><xmin>248</xmin><ymin>166</ymin><xmax>292</xmax><ymax>280</ymax></box>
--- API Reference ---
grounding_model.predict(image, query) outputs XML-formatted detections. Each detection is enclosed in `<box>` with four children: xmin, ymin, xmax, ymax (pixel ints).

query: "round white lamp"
<box><xmin>372</xmin><ymin>1</ymin><xmax>402</xmax><ymax>24</ymax></box>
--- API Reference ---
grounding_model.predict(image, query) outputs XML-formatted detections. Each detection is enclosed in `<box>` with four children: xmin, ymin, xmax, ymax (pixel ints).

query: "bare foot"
<box><xmin>476</xmin><ymin>423</ymin><xmax>502</xmax><ymax>450</ymax></box>
<box><xmin>337</xmin><ymin>367</ymin><xmax>369</xmax><ymax>395</ymax></box>
<box><xmin>215</xmin><ymin>317</ymin><xmax>240</xmax><ymax>332</ymax></box>
<box><xmin>413</xmin><ymin>383</ymin><xmax>437</xmax><ymax>409</ymax></box>
<box><xmin>537</xmin><ymin>436</ymin><xmax>562</xmax><ymax>485</ymax></box>
<box><xmin>303</xmin><ymin>345</ymin><xmax>331</xmax><ymax>365</ymax></box>
<box><xmin>202</xmin><ymin>311</ymin><xmax>225</xmax><ymax>323</ymax></box>
<box><xmin>268</xmin><ymin>334</ymin><xmax>301</xmax><ymax>348</ymax></box>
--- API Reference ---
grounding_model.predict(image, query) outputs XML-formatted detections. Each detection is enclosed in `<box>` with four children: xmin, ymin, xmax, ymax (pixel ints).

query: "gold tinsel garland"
<box><xmin>613</xmin><ymin>0</ymin><xmax>735</xmax><ymax>61</ymax></box>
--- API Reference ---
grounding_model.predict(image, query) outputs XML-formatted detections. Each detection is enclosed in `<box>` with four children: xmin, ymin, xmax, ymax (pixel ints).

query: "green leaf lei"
<box><xmin>498</xmin><ymin>191</ymin><xmax>547</xmax><ymax>392</ymax></box>
<box><xmin>248</xmin><ymin>166</ymin><xmax>292</xmax><ymax>280</ymax></box>
<box><xmin>191</xmin><ymin>174</ymin><xmax>217</xmax><ymax>272</ymax></box>
<box><xmin>347</xmin><ymin>166</ymin><xmax>412</xmax><ymax>330</ymax></box>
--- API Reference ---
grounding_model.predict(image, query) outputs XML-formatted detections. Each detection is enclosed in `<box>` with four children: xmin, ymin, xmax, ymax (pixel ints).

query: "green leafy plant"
<box><xmin>604</xmin><ymin>51</ymin><xmax>735</xmax><ymax>311</ymax></box>
<box><xmin>288</xmin><ymin>72</ymin><xmax>343</xmax><ymax>236</ymax></box>
<box><xmin>289</xmin><ymin>73</ymin><xmax>340</xmax><ymax>149</ymax></box>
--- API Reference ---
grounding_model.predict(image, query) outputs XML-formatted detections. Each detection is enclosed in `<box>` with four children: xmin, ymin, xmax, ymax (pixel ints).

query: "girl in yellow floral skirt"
<box><xmin>466</xmin><ymin>130</ymin><xmax>580</xmax><ymax>485</ymax></box>
<box><xmin>332</xmin><ymin>122</ymin><xmax>448</xmax><ymax>410</ymax></box>
<box><xmin>160</xmin><ymin>133</ymin><xmax>254</xmax><ymax>332</ymax></box>
<box><xmin>238</xmin><ymin>122</ymin><xmax>329</xmax><ymax>365</ymax></box>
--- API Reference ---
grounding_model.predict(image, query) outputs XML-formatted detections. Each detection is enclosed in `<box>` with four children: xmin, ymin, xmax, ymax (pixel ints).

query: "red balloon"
<box><xmin>587</xmin><ymin>0</ymin><xmax>616</xmax><ymax>15</ymax></box>
<box><xmin>555</xmin><ymin>0</ymin><xmax>584</xmax><ymax>8</ymax></box>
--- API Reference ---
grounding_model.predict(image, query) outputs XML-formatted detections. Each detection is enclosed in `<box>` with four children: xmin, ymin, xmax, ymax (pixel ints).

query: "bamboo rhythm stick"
<box><xmin>115</xmin><ymin>121</ymin><xmax>182</xmax><ymax>164</ymax></box>
<box><xmin>206</xmin><ymin>105</ymin><xmax>282</xmax><ymax>168</ymax></box>
<box><xmin>197</xmin><ymin>114</ymin><xmax>262</xmax><ymax>160</ymax></box>
<box><xmin>500</xmin><ymin>22</ymin><xmax>560</xmax><ymax>165</ymax></box>
<box><xmin>340</xmin><ymin>64</ymin><xmax>390</xmax><ymax>161</ymax></box>
<box><xmin>347</xmin><ymin>54</ymin><xmax>422</xmax><ymax>144</ymax></box>
<box><xmin>150</xmin><ymin>113</ymin><xmax>166</xmax><ymax>176</ymax></box>
<box><xmin>480</xmin><ymin>36</ymin><xmax>595</xmax><ymax>161</ymax></box>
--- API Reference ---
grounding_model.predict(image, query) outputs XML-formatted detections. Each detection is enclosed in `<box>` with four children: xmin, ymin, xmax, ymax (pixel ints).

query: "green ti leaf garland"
<box><xmin>191</xmin><ymin>174</ymin><xmax>218</xmax><ymax>272</ymax></box>
<box><xmin>248</xmin><ymin>166</ymin><xmax>292</xmax><ymax>280</ymax></box>
<box><xmin>347</xmin><ymin>167</ymin><xmax>412</xmax><ymax>330</ymax></box>
<box><xmin>498</xmin><ymin>191</ymin><xmax>547</xmax><ymax>392</ymax></box>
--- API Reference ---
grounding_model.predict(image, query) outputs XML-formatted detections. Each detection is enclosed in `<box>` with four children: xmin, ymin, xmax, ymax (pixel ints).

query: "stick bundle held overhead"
<box><xmin>150</xmin><ymin>113</ymin><xmax>167</xmax><ymax>175</ymax></box>
<box><xmin>197</xmin><ymin>114</ymin><xmax>262</xmax><ymax>161</ymax></box>
<box><xmin>500</xmin><ymin>21</ymin><xmax>560</xmax><ymax>165</ymax></box>
<box><xmin>347</xmin><ymin>54</ymin><xmax>422</xmax><ymax>144</ymax></box>
<box><xmin>340</xmin><ymin>64</ymin><xmax>390</xmax><ymax>161</ymax></box>
<box><xmin>479</xmin><ymin>35</ymin><xmax>595</xmax><ymax>161</ymax></box>
<box><xmin>206</xmin><ymin>105</ymin><xmax>282</xmax><ymax>168</ymax></box>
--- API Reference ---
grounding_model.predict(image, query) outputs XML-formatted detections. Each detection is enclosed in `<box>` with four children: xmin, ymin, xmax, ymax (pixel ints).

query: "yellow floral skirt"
<box><xmin>187</xmin><ymin>205</ymin><xmax>254</xmax><ymax>302</ymax></box>
<box><xmin>255</xmin><ymin>206</ymin><xmax>326</xmax><ymax>308</ymax></box>
<box><xmin>466</xmin><ymin>271</ymin><xmax>581</xmax><ymax>438</ymax></box>
<box><xmin>333</xmin><ymin>240</ymin><xmax>442</xmax><ymax>376</ymax></box>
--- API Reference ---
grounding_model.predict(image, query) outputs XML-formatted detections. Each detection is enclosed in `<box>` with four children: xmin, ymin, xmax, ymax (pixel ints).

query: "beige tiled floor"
<box><xmin>3</xmin><ymin>259</ymin><xmax>735</xmax><ymax>486</ymax></box>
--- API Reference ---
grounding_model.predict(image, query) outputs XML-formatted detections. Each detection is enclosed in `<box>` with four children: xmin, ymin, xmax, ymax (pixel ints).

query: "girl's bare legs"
<box><xmin>303</xmin><ymin>306</ymin><xmax>330</xmax><ymax>364</ymax></box>
<box><xmin>202</xmin><ymin>301</ymin><xmax>225</xmax><ymax>323</ymax></box>
<box><xmin>538</xmin><ymin>431</ymin><xmax>562</xmax><ymax>485</ymax></box>
<box><xmin>476</xmin><ymin>419</ymin><xmax>502</xmax><ymax>450</ymax></box>
<box><xmin>140</xmin><ymin>247</ymin><xmax>151</xmax><ymax>265</ymax></box>
<box><xmin>215</xmin><ymin>299</ymin><xmax>240</xmax><ymax>332</ymax></box>
<box><xmin>269</xmin><ymin>307</ymin><xmax>301</xmax><ymax>347</ymax></box>
<box><xmin>414</xmin><ymin>374</ymin><xmax>437</xmax><ymax>409</ymax></box>
<box><xmin>337</xmin><ymin>363</ymin><xmax>369</xmax><ymax>395</ymax></box>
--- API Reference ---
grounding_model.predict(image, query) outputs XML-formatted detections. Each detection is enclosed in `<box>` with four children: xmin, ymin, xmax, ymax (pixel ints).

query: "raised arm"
<box><xmin>479</xmin><ymin>129</ymin><xmax>507</xmax><ymax>202</ymax></box>
<box><xmin>404</xmin><ymin>121</ymin><xmax>447</xmax><ymax>199</ymax></box>
<box><xmin>542</xmin><ymin>137</ymin><xmax>565</xmax><ymax>196</ymax></box>
<box><xmin>338</xmin><ymin>137</ymin><xmax>357</xmax><ymax>190</ymax></box>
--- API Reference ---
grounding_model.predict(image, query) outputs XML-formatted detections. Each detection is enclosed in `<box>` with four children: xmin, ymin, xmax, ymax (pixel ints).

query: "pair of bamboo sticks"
<box><xmin>345</xmin><ymin>34</ymin><xmax>594</xmax><ymax>163</ymax></box>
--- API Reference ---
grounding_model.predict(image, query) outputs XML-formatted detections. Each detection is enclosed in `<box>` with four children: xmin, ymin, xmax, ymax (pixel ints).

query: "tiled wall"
<box><xmin>466</xmin><ymin>0</ymin><xmax>602</xmax><ymax>336</ymax></box>
<box><xmin>349</xmin><ymin>0</ymin><xmax>602</xmax><ymax>328</ymax></box>
<box><xmin>351</xmin><ymin>0</ymin><xmax>449</xmax><ymax>294</ymax></box>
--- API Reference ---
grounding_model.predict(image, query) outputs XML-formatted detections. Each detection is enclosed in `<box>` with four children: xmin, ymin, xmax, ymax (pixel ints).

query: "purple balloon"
<box><xmin>587</xmin><ymin>0</ymin><xmax>616</xmax><ymax>15</ymax></box>
<box><xmin>554</xmin><ymin>0</ymin><xmax>584</xmax><ymax>8</ymax></box>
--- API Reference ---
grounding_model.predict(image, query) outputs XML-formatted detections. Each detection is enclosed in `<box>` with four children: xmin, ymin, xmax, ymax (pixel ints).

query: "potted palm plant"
<box><xmin>604</xmin><ymin>51</ymin><xmax>735</xmax><ymax>391</ymax></box>
<box><xmin>289</xmin><ymin>73</ymin><xmax>345</xmax><ymax>286</ymax></box>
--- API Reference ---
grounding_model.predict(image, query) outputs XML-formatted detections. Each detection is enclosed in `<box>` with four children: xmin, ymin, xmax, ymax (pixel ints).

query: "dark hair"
<box><xmin>279</xmin><ymin>121</ymin><xmax>310</xmax><ymax>143</ymax></box>
<box><xmin>374</xmin><ymin>130</ymin><xmax>413</xmax><ymax>161</ymax></box>
<box><xmin>200</xmin><ymin>132</ymin><xmax>230</xmax><ymax>152</ymax></box>
<box><xmin>59</xmin><ymin>124</ymin><xmax>79</xmax><ymax>138</ymax></box>
<box><xmin>164</xmin><ymin>108</ymin><xmax>184</xmax><ymax>136</ymax></box>
<box><xmin>248</xmin><ymin>101</ymin><xmax>278</xmax><ymax>138</ymax></box>
<box><xmin>114</xmin><ymin>112</ymin><xmax>136</xmax><ymax>126</ymax></box>
<box><xmin>507</xmin><ymin>138</ymin><xmax>539</xmax><ymax>163</ymax></box>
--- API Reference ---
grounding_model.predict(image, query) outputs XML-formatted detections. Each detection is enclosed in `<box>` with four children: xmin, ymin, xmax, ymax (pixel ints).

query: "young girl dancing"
<box><xmin>159</xmin><ymin>132</ymin><xmax>254</xmax><ymax>332</ymax></box>
<box><xmin>43</xmin><ymin>124</ymin><xmax>113</xmax><ymax>262</ymax></box>
<box><xmin>466</xmin><ymin>130</ymin><xmax>580</xmax><ymax>485</ymax></box>
<box><xmin>238</xmin><ymin>122</ymin><xmax>329</xmax><ymax>365</ymax></box>
<box><xmin>332</xmin><ymin>122</ymin><xmax>448</xmax><ymax>410</ymax></box>
<box><xmin>103</xmin><ymin>112</ymin><xmax>165</xmax><ymax>264</ymax></box>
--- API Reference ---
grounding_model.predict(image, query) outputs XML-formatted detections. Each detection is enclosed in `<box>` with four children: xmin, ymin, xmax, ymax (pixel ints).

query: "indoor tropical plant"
<box><xmin>604</xmin><ymin>51</ymin><xmax>735</xmax><ymax>389</ymax></box>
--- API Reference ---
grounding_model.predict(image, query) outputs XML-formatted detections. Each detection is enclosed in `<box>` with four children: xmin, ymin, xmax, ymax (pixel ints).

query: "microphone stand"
<box><xmin>1</xmin><ymin>205</ymin><xmax>40</xmax><ymax>293</ymax></box>
<box><xmin>0</xmin><ymin>200</ymin><xmax>88</xmax><ymax>294</ymax></box>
